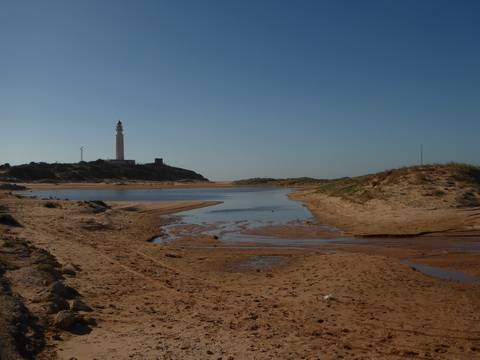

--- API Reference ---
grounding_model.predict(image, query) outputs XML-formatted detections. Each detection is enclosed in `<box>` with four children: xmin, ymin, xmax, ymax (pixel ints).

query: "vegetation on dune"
<box><xmin>43</xmin><ymin>201</ymin><xmax>59</xmax><ymax>208</ymax></box>
<box><xmin>233</xmin><ymin>177</ymin><xmax>326</xmax><ymax>187</ymax></box>
<box><xmin>0</xmin><ymin>206</ymin><xmax>21</xmax><ymax>227</ymax></box>
<box><xmin>234</xmin><ymin>164</ymin><xmax>480</xmax><ymax>207</ymax></box>
<box><xmin>0</xmin><ymin>183</ymin><xmax>27</xmax><ymax>191</ymax></box>
<box><xmin>78</xmin><ymin>200</ymin><xmax>111</xmax><ymax>213</ymax></box>
<box><xmin>0</xmin><ymin>214</ymin><xmax>21</xmax><ymax>227</ymax></box>
<box><xmin>87</xmin><ymin>200</ymin><xmax>109</xmax><ymax>208</ymax></box>
<box><xmin>314</xmin><ymin>163</ymin><xmax>480</xmax><ymax>206</ymax></box>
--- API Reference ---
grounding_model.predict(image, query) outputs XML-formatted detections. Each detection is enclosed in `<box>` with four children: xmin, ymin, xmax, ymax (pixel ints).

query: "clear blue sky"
<box><xmin>1</xmin><ymin>0</ymin><xmax>479</xmax><ymax>181</ymax></box>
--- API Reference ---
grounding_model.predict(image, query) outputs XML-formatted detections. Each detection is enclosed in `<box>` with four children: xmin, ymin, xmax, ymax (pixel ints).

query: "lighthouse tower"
<box><xmin>115</xmin><ymin>120</ymin><xmax>124</xmax><ymax>160</ymax></box>
<box><xmin>108</xmin><ymin>121</ymin><xmax>135</xmax><ymax>165</ymax></box>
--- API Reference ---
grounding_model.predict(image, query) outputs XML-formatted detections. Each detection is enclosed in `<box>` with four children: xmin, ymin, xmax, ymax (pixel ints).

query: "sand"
<box><xmin>290</xmin><ymin>190</ymin><xmax>480</xmax><ymax>279</ymax></box>
<box><xmin>1</xmin><ymin>182</ymin><xmax>480</xmax><ymax>359</ymax></box>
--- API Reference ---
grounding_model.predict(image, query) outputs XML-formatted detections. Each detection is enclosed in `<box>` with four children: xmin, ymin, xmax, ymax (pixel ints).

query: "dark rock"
<box><xmin>53</xmin><ymin>311</ymin><xmax>76</xmax><ymax>330</ymax></box>
<box><xmin>61</xmin><ymin>263</ymin><xmax>79</xmax><ymax>276</ymax></box>
<box><xmin>49</xmin><ymin>295</ymin><xmax>70</xmax><ymax>312</ymax></box>
<box><xmin>78</xmin><ymin>315</ymin><xmax>97</xmax><ymax>326</ymax></box>
<box><xmin>49</xmin><ymin>281</ymin><xmax>79</xmax><ymax>299</ymax></box>
<box><xmin>69</xmin><ymin>300</ymin><xmax>93</xmax><ymax>312</ymax></box>
<box><xmin>34</xmin><ymin>292</ymin><xmax>70</xmax><ymax>311</ymax></box>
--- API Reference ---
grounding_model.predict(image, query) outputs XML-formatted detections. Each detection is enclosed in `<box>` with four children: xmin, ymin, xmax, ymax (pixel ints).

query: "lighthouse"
<box><xmin>108</xmin><ymin>121</ymin><xmax>135</xmax><ymax>166</ymax></box>
<box><xmin>115</xmin><ymin>120</ymin><xmax>124</xmax><ymax>160</ymax></box>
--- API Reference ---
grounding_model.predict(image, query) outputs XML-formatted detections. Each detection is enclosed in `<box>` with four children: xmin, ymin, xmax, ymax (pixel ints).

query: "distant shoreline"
<box><xmin>17</xmin><ymin>180</ymin><xmax>237</xmax><ymax>190</ymax></box>
<box><xmin>19</xmin><ymin>178</ymin><xmax>480</xmax><ymax>239</ymax></box>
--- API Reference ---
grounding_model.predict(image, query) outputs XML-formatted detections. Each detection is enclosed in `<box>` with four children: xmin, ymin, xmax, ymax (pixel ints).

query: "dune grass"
<box><xmin>0</xmin><ymin>214</ymin><xmax>21</xmax><ymax>227</ymax></box>
<box><xmin>314</xmin><ymin>163</ymin><xmax>480</xmax><ymax>204</ymax></box>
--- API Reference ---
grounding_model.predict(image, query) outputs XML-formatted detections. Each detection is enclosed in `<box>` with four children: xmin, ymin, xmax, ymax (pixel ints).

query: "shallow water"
<box><xmin>22</xmin><ymin>187</ymin><xmax>480</xmax><ymax>283</ymax></box>
<box><xmin>20</xmin><ymin>187</ymin><xmax>303</xmax><ymax>210</ymax></box>
<box><xmin>403</xmin><ymin>260</ymin><xmax>480</xmax><ymax>285</ymax></box>
<box><xmin>237</xmin><ymin>256</ymin><xmax>289</xmax><ymax>269</ymax></box>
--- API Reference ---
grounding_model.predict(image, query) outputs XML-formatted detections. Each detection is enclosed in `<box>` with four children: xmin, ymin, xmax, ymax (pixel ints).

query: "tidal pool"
<box><xmin>237</xmin><ymin>256</ymin><xmax>289</xmax><ymax>269</ymax></box>
<box><xmin>21</xmin><ymin>187</ymin><xmax>480</xmax><ymax>283</ymax></box>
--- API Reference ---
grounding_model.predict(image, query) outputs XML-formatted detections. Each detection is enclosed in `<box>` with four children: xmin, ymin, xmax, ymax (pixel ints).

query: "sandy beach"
<box><xmin>1</xmin><ymin>181</ymin><xmax>480</xmax><ymax>359</ymax></box>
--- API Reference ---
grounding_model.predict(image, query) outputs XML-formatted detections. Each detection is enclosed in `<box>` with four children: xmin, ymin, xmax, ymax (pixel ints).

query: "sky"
<box><xmin>1</xmin><ymin>0</ymin><xmax>479</xmax><ymax>181</ymax></box>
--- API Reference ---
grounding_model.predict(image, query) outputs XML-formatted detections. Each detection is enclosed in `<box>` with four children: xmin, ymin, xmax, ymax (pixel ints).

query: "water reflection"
<box><xmin>153</xmin><ymin>187</ymin><xmax>345</xmax><ymax>242</ymax></box>
<box><xmin>403</xmin><ymin>260</ymin><xmax>480</xmax><ymax>284</ymax></box>
<box><xmin>237</xmin><ymin>256</ymin><xmax>288</xmax><ymax>269</ymax></box>
<box><xmin>20</xmin><ymin>187</ymin><xmax>480</xmax><ymax>284</ymax></box>
<box><xmin>170</xmin><ymin>187</ymin><xmax>311</xmax><ymax>223</ymax></box>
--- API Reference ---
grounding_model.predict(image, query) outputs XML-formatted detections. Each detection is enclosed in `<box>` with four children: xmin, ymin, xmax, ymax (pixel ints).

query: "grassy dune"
<box><xmin>314</xmin><ymin>163</ymin><xmax>480</xmax><ymax>207</ymax></box>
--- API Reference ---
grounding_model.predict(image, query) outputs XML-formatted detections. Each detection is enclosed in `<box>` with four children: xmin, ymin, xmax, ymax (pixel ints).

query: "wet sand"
<box><xmin>1</xmin><ymin>182</ymin><xmax>480</xmax><ymax>359</ymax></box>
<box><xmin>289</xmin><ymin>190</ymin><xmax>480</xmax><ymax>280</ymax></box>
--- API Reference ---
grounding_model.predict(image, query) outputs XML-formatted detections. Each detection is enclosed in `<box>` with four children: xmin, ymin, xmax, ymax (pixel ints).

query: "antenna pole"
<box><xmin>420</xmin><ymin>144</ymin><xmax>423</xmax><ymax>166</ymax></box>
<box><xmin>80</xmin><ymin>147</ymin><xmax>83</xmax><ymax>162</ymax></box>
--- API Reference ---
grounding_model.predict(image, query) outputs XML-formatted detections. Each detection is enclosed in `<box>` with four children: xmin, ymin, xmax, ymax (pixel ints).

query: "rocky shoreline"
<box><xmin>0</xmin><ymin>236</ymin><xmax>91</xmax><ymax>359</ymax></box>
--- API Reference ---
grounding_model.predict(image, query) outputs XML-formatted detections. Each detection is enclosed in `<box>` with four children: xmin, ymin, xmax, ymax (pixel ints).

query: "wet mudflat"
<box><xmin>22</xmin><ymin>187</ymin><xmax>480</xmax><ymax>282</ymax></box>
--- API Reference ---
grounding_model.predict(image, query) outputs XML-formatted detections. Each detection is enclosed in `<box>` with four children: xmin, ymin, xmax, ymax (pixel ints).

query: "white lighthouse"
<box><xmin>108</xmin><ymin>121</ymin><xmax>135</xmax><ymax>166</ymax></box>
<box><xmin>115</xmin><ymin>120</ymin><xmax>124</xmax><ymax>160</ymax></box>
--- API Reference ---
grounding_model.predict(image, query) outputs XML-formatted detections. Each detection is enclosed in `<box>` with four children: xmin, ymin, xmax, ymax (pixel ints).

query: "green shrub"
<box><xmin>89</xmin><ymin>200</ymin><xmax>109</xmax><ymax>208</ymax></box>
<box><xmin>2</xmin><ymin>240</ymin><xmax>14</xmax><ymax>247</ymax></box>
<box><xmin>43</xmin><ymin>201</ymin><xmax>59</xmax><ymax>208</ymax></box>
<box><xmin>81</xmin><ymin>200</ymin><xmax>110</xmax><ymax>212</ymax></box>
<box><xmin>7</xmin><ymin>164</ymin><xmax>56</xmax><ymax>180</ymax></box>
<box><xmin>425</xmin><ymin>190</ymin><xmax>446</xmax><ymax>197</ymax></box>
<box><xmin>0</xmin><ymin>214</ymin><xmax>21</xmax><ymax>227</ymax></box>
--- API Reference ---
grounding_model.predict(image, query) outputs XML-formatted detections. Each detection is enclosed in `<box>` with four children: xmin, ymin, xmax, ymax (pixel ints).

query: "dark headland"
<box><xmin>0</xmin><ymin>160</ymin><xmax>208</xmax><ymax>183</ymax></box>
